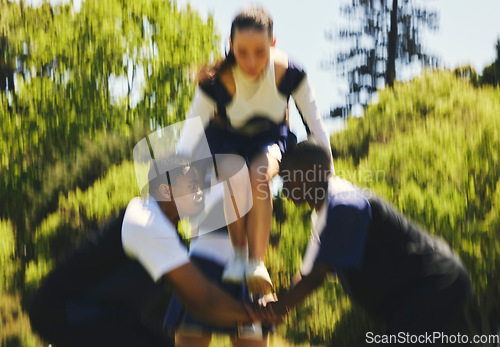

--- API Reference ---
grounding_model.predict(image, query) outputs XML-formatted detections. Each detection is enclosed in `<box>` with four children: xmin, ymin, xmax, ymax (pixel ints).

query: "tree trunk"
<box><xmin>386</xmin><ymin>0</ymin><xmax>398</xmax><ymax>88</ymax></box>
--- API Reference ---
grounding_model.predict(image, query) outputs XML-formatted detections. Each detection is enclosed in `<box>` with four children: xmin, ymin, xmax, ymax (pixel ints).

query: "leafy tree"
<box><xmin>454</xmin><ymin>65</ymin><xmax>479</xmax><ymax>86</ymax></box>
<box><xmin>0</xmin><ymin>0</ymin><xmax>218</xmax><ymax>298</ymax></box>
<box><xmin>481</xmin><ymin>39</ymin><xmax>500</xmax><ymax>87</ymax></box>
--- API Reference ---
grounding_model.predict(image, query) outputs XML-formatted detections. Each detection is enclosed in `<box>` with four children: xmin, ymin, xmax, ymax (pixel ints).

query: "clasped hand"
<box><xmin>244</xmin><ymin>293</ymin><xmax>289</xmax><ymax>325</ymax></box>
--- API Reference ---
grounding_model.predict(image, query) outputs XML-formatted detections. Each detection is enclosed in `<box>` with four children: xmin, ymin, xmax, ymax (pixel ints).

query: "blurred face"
<box><xmin>230</xmin><ymin>28</ymin><xmax>275</xmax><ymax>79</ymax></box>
<box><xmin>170</xmin><ymin>168</ymin><xmax>204</xmax><ymax>217</ymax></box>
<box><xmin>282</xmin><ymin>179</ymin><xmax>314</xmax><ymax>208</ymax></box>
<box><xmin>281</xmin><ymin>168</ymin><xmax>329</xmax><ymax>209</ymax></box>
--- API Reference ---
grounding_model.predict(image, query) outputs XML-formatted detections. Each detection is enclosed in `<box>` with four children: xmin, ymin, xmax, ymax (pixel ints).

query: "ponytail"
<box><xmin>197</xmin><ymin>50</ymin><xmax>236</xmax><ymax>85</ymax></box>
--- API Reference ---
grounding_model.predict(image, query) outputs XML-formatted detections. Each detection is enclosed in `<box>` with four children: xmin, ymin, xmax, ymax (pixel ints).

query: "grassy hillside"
<box><xmin>268</xmin><ymin>70</ymin><xmax>499</xmax><ymax>345</ymax></box>
<box><xmin>1</xmin><ymin>70</ymin><xmax>499</xmax><ymax>346</ymax></box>
<box><xmin>325</xmin><ymin>70</ymin><xmax>499</xmax><ymax>344</ymax></box>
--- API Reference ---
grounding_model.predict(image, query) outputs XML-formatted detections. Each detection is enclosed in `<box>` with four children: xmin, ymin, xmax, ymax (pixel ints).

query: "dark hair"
<box><xmin>280</xmin><ymin>139</ymin><xmax>331</xmax><ymax>181</ymax></box>
<box><xmin>147</xmin><ymin>155</ymin><xmax>192</xmax><ymax>200</ymax></box>
<box><xmin>198</xmin><ymin>6</ymin><xmax>273</xmax><ymax>84</ymax></box>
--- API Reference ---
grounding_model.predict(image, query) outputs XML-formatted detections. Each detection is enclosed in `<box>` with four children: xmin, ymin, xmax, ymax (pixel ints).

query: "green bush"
<box><xmin>325</xmin><ymin>70</ymin><xmax>500</xmax><ymax>342</ymax></box>
<box><xmin>0</xmin><ymin>220</ymin><xmax>16</xmax><ymax>293</ymax></box>
<box><xmin>28</xmin><ymin>161</ymin><xmax>140</xmax><ymax>294</ymax></box>
<box><xmin>0</xmin><ymin>293</ymin><xmax>42</xmax><ymax>347</ymax></box>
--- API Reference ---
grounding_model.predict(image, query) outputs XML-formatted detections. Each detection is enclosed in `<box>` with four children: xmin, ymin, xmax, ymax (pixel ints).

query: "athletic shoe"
<box><xmin>245</xmin><ymin>259</ymin><xmax>273</xmax><ymax>294</ymax></box>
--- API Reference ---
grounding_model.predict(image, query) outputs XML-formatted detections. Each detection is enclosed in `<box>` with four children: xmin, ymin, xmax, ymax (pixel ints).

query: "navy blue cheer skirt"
<box><xmin>204</xmin><ymin>117</ymin><xmax>297</xmax><ymax>163</ymax></box>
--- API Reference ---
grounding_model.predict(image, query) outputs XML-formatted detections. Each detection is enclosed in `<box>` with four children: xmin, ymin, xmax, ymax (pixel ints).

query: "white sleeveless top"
<box><xmin>227</xmin><ymin>54</ymin><xmax>288</xmax><ymax>129</ymax></box>
<box><xmin>177</xmin><ymin>48</ymin><xmax>334</xmax><ymax>169</ymax></box>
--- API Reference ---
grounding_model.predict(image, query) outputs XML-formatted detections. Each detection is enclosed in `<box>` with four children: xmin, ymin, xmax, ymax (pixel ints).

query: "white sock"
<box><xmin>248</xmin><ymin>257</ymin><xmax>265</xmax><ymax>267</ymax></box>
<box><xmin>233</xmin><ymin>246</ymin><xmax>248</xmax><ymax>261</ymax></box>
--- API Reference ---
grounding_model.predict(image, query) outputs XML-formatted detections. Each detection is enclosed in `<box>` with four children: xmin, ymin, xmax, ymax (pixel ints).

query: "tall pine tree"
<box><xmin>328</xmin><ymin>0</ymin><xmax>439</xmax><ymax>116</ymax></box>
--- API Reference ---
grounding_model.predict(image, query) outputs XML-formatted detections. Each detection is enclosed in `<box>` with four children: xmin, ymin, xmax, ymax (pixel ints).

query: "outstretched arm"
<box><xmin>269</xmin><ymin>263</ymin><xmax>331</xmax><ymax>317</ymax></box>
<box><xmin>165</xmin><ymin>262</ymin><xmax>255</xmax><ymax>327</ymax></box>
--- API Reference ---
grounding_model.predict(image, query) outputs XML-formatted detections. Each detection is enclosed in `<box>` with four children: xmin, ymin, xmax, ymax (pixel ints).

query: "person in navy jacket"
<box><xmin>263</xmin><ymin>140</ymin><xmax>472</xmax><ymax>346</ymax></box>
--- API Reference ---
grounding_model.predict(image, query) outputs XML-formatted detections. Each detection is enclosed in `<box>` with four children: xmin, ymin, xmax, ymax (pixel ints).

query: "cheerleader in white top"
<box><xmin>178</xmin><ymin>6</ymin><xmax>334</xmax><ymax>295</ymax></box>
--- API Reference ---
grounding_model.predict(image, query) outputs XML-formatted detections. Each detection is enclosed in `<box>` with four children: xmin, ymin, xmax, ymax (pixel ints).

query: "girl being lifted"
<box><xmin>179</xmin><ymin>6</ymin><xmax>334</xmax><ymax>295</ymax></box>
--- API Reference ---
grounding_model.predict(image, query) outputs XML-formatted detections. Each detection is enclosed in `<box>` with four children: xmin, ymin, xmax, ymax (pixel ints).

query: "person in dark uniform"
<box><xmin>28</xmin><ymin>155</ymin><xmax>257</xmax><ymax>347</ymax></box>
<box><xmin>262</xmin><ymin>140</ymin><xmax>472</xmax><ymax>346</ymax></box>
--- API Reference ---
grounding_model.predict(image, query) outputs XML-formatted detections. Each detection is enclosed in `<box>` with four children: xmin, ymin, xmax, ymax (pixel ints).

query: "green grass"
<box><xmin>209</xmin><ymin>333</ymin><xmax>315</xmax><ymax>346</ymax></box>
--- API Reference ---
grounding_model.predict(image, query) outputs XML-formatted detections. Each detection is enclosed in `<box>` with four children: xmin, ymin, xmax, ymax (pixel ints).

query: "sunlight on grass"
<box><xmin>210</xmin><ymin>333</ymin><xmax>317</xmax><ymax>346</ymax></box>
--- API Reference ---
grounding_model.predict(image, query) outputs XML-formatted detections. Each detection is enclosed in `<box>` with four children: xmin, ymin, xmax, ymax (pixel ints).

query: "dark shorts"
<box><xmin>29</xmin><ymin>260</ymin><xmax>172</xmax><ymax>347</ymax></box>
<box><xmin>163</xmin><ymin>255</ymin><xmax>273</xmax><ymax>337</ymax></box>
<box><xmin>348</xmin><ymin>195</ymin><xmax>474</xmax><ymax>344</ymax></box>
<box><xmin>383</xmin><ymin>265</ymin><xmax>472</xmax><ymax>336</ymax></box>
<box><xmin>204</xmin><ymin>117</ymin><xmax>297</xmax><ymax>163</ymax></box>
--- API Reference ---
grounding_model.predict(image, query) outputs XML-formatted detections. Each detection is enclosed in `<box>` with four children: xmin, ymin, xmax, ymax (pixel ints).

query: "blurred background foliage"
<box><xmin>1</xmin><ymin>0</ymin><xmax>499</xmax><ymax>346</ymax></box>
